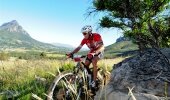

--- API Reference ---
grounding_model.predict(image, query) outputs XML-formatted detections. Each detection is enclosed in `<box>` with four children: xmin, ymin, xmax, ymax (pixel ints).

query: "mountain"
<box><xmin>51</xmin><ymin>43</ymin><xmax>74</xmax><ymax>49</ymax></box>
<box><xmin>104</xmin><ymin>36</ymin><xmax>138</xmax><ymax>58</ymax></box>
<box><xmin>0</xmin><ymin>20</ymin><xmax>70</xmax><ymax>52</ymax></box>
<box><xmin>115</xmin><ymin>36</ymin><xmax>130</xmax><ymax>43</ymax></box>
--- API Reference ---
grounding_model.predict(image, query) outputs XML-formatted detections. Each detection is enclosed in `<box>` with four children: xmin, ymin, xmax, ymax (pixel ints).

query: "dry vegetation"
<box><xmin>0</xmin><ymin>56</ymin><xmax>127</xmax><ymax>99</ymax></box>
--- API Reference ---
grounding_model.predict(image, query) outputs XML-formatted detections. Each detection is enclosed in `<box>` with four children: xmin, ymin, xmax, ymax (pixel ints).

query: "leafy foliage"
<box><xmin>91</xmin><ymin>0</ymin><xmax>170</xmax><ymax>51</ymax></box>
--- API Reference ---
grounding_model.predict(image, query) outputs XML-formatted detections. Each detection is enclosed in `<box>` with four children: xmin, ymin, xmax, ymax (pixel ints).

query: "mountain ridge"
<box><xmin>0</xmin><ymin>20</ymin><xmax>73</xmax><ymax>52</ymax></box>
<box><xmin>51</xmin><ymin>43</ymin><xmax>75</xmax><ymax>48</ymax></box>
<box><xmin>104</xmin><ymin>36</ymin><xmax>138</xmax><ymax>58</ymax></box>
<box><xmin>0</xmin><ymin>20</ymin><xmax>29</xmax><ymax>36</ymax></box>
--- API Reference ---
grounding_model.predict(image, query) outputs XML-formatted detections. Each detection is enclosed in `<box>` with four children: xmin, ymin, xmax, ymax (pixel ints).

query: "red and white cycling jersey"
<box><xmin>80</xmin><ymin>33</ymin><xmax>103</xmax><ymax>53</ymax></box>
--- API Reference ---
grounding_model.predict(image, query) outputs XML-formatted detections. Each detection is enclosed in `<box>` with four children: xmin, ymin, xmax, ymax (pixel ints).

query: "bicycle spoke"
<box><xmin>47</xmin><ymin>62</ymin><xmax>110</xmax><ymax>100</ymax></box>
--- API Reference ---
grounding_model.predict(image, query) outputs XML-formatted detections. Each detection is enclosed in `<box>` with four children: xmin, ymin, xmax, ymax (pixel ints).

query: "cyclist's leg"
<box><xmin>84</xmin><ymin>58</ymin><xmax>92</xmax><ymax>74</ymax></box>
<box><xmin>91</xmin><ymin>56</ymin><xmax>100</xmax><ymax>82</ymax></box>
<box><xmin>91</xmin><ymin>52</ymin><xmax>104</xmax><ymax>86</ymax></box>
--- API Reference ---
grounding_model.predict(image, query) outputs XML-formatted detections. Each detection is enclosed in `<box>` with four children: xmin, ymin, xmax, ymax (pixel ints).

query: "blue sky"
<box><xmin>0</xmin><ymin>0</ymin><xmax>122</xmax><ymax>47</ymax></box>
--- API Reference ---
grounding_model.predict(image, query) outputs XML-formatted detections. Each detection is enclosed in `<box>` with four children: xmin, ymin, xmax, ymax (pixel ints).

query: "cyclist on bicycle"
<box><xmin>67</xmin><ymin>25</ymin><xmax>104</xmax><ymax>88</ymax></box>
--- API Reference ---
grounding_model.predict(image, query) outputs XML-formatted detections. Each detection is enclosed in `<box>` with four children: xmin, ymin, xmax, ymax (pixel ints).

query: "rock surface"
<box><xmin>95</xmin><ymin>48</ymin><xmax>170</xmax><ymax>100</ymax></box>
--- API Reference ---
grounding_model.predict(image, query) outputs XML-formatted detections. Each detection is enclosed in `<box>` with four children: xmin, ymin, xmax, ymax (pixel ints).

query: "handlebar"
<box><xmin>66</xmin><ymin>54</ymin><xmax>86</xmax><ymax>62</ymax></box>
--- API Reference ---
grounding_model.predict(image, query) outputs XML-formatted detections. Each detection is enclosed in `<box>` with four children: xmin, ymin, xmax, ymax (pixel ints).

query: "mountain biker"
<box><xmin>67</xmin><ymin>25</ymin><xmax>105</xmax><ymax>88</ymax></box>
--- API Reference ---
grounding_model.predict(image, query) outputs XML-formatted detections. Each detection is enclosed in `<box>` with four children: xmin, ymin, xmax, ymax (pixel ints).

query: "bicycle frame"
<box><xmin>72</xmin><ymin>56</ymin><xmax>88</xmax><ymax>74</ymax></box>
<box><xmin>70</xmin><ymin>55</ymin><xmax>94</xmax><ymax>100</ymax></box>
<box><xmin>72</xmin><ymin>55</ymin><xmax>102</xmax><ymax>88</ymax></box>
<box><xmin>47</xmin><ymin>55</ymin><xmax>103</xmax><ymax>100</ymax></box>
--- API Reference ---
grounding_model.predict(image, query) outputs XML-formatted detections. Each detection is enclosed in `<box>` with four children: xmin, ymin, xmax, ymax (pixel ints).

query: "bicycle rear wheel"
<box><xmin>47</xmin><ymin>71</ymin><xmax>79</xmax><ymax>100</ymax></box>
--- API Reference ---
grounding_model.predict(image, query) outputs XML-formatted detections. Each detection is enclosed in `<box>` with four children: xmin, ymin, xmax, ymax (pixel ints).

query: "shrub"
<box><xmin>59</xmin><ymin>62</ymin><xmax>74</xmax><ymax>72</ymax></box>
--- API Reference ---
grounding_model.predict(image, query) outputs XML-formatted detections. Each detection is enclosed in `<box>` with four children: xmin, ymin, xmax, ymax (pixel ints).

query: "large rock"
<box><xmin>95</xmin><ymin>48</ymin><xmax>170</xmax><ymax>100</ymax></box>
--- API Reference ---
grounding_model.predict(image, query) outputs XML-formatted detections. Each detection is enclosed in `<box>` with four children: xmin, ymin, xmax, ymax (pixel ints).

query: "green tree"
<box><xmin>91</xmin><ymin>0</ymin><xmax>170</xmax><ymax>51</ymax></box>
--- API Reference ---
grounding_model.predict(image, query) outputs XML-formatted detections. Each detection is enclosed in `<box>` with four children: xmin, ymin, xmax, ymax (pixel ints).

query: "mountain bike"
<box><xmin>47</xmin><ymin>55</ymin><xmax>110</xmax><ymax>100</ymax></box>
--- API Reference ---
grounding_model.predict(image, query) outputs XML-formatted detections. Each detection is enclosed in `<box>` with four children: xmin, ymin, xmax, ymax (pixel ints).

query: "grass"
<box><xmin>98</xmin><ymin>57</ymin><xmax>129</xmax><ymax>72</ymax></box>
<box><xmin>0</xmin><ymin>56</ymin><xmax>126</xmax><ymax>99</ymax></box>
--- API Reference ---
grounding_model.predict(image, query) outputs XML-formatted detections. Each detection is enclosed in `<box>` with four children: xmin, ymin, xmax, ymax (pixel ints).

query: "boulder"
<box><xmin>95</xmin><ymin>48</ymin><xmax>170</xmax><ymax>100</ymax></box>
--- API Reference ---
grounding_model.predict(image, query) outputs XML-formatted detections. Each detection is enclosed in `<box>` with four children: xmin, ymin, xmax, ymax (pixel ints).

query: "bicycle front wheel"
<box><xmin>47</xmin><ymin>71</ymin><xmax>80</xmax><ymax>100</ymax></box>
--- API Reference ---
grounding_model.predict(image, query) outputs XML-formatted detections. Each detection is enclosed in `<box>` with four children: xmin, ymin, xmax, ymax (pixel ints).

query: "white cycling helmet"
<box><xmin>81</xmin><ymin>25</ymin><xmax>92</xmax><ymax>33</ymax></box>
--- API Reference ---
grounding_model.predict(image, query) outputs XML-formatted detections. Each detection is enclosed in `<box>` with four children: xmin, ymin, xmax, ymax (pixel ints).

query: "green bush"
<box><xmin>59</xmin><ymin>63</ymin><xmax>74</xmax><ymax>72</ymax></box>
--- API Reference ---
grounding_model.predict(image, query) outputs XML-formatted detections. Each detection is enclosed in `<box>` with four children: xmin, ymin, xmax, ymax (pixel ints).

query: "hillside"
<box><xmin>104</xmin><ymin>37</ymin><xmax>138</xmax><ymax>58</ymax></box>
<box><xmin>51</xmin><ymin>43</ymin><xmax>74</xmax><ymax>49</ymax></box>
<box><xmin>0</xmin><ymin>20</ymin><xmax>72</xmax><ymax>53</ymax></box>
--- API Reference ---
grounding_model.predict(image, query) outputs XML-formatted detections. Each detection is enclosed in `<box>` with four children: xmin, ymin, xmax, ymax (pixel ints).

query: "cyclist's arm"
<box><xmin>71</xmin><ymin>38</ymin><xmax>86</xmax><ymax>54</ymax></box>
<box><xmin>71</xmin><ymin>45</ymin><xmax>82</xmax><ymax>54</ymax></box>
<box><xmin>94</xmin><ymin>41</ymin><xmax>104</xmax><ymax>54</ymax></box>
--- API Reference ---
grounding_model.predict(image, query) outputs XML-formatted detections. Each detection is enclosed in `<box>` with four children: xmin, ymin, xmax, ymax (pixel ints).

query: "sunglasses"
<box><xmin>82</xmin><ymin>33</ymin><xmax>88</xmax><ymax>35</ymax></box>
